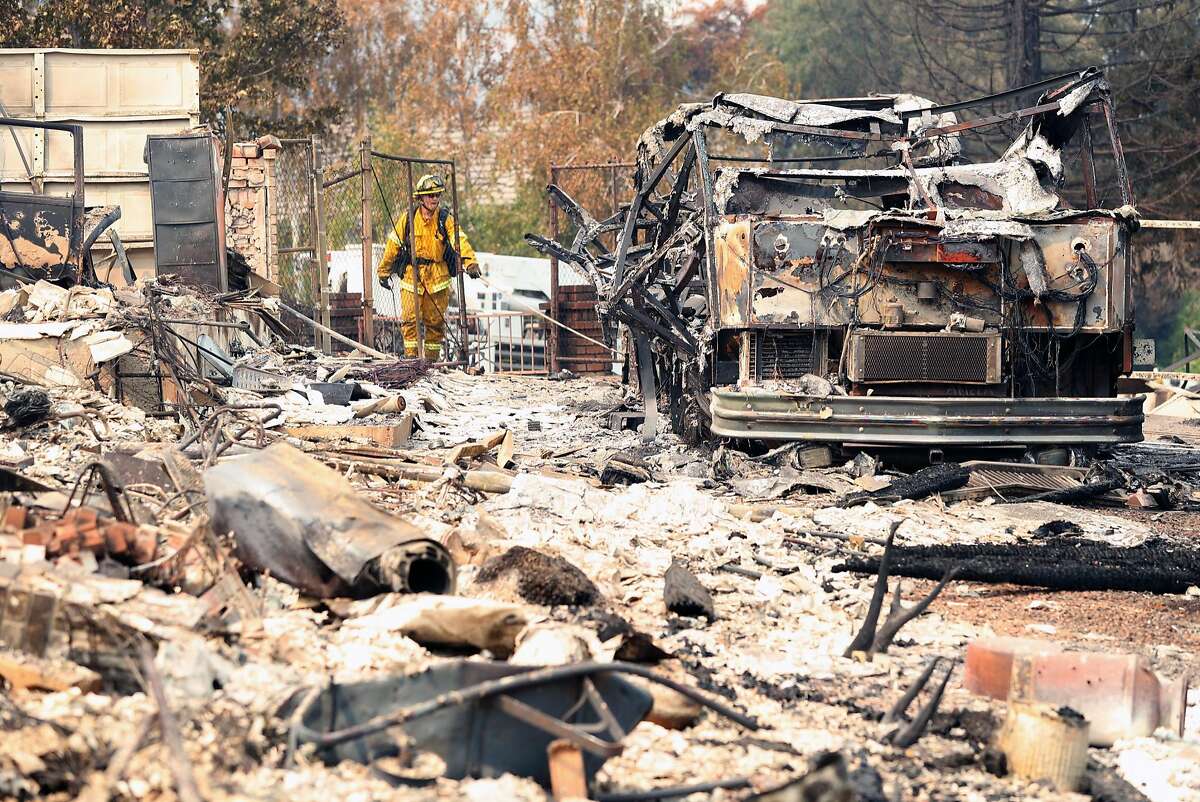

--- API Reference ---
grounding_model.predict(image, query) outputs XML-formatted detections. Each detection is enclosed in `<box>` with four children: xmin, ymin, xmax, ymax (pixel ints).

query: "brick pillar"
<box><xmin>223</xmin><ymin>135</ymin><xmax>281</xmax><ymax>280</ymax></box>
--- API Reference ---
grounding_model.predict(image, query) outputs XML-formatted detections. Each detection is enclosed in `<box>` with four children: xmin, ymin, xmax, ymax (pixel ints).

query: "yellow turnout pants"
<box><xmin>399</xmin><ymin>287</ymin><xmax>448</xmax><ymax>360</ymax></box>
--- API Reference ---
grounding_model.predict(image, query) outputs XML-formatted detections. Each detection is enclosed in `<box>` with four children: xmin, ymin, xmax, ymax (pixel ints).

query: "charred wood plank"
<box><xmin>841</xmin><ymin>464</ymin><xmax>970</xmax><ymax>507</ymax></box>
<box><xmin>664</xmin><ymin>560</ymin><xmax>715</xmax><ymax>620</ymax></box>
<box><xmin>834</xmin><ymin>538</ymin><xmax>1200</xmax><ymax>594</ymax></box>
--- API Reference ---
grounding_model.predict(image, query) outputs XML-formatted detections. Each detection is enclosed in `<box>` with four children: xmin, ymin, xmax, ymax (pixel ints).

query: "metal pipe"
<box><xmin>404</xmin><ymin>162</ymin><xmax>424</xmax><ymax>358</ymax></box>
<box><xmin>369</xmin><ymin>152</ymin><xmax>454</xmax><ymax>166</ymax></box>
<box><xmin>279</xmin><ymin>300</ymin><xmax>391</xmax><ymax>359</ymax></box>
<box><xmin>359</xmin><ymin>137</ymin><xmax>375</xmax><ymax>347</ymax></box>
<box><xmin>322</xmin><ymin>167</ymin><xmax>363</xmax><ymax>189</ymax></box>
<box><xmin>1080</xmin><ymin>115</ymin><xmax>1098</xmax><ymax>208</ymax></box>
<box><xmin>549</xmin><ymin>164</ymin><xmax>560</xmax><ymax>373</ymax></box>
<box><xmin>155</xmin><ymin>318</ymin><xmax>263</xmax><ymax>347</ymax></box>
<box><xmin>475</xmin><ymin>274</ymin><xmax>614</xmax><ymax>353</ymax></box>
<box><xmin>896</xmin><ymin>68</ymin><xmax>1090</xmax><ymax>119</ymax></box>
<box><xmin>545</xmin><ymin>161</ymin><xmax>634</xmax><ymax>171</ymax></box>
<box><xmin>1102</xmin><ymin>99</ymin><xmax>1133</xmax><ymax>206</ymax></box>
<box><xmin>312</xmin><ymin>134</ymin><xmax>332</xmax><ymax>353</ymax></box>
<box><xmin>594</xmin><ymin>778</ymin><xmax>751</xmax><ymax>801</ymax></box>
<box><xmin>1140</xmin><ymin>220</ymin><xmax>1200</xmax><ymax>230</ymax></box>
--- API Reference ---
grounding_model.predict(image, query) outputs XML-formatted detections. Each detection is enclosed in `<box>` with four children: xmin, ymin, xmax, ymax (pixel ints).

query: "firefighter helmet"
<box><xmin>414</xmin><ymin>173</ymin><xmax>446</xmax><ymax>196</ymax></box>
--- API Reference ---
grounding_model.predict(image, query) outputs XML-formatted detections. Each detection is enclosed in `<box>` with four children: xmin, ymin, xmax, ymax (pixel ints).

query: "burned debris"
<box><xmin>206</xmin><ymin>443</ymin><xmax>456</xmax><ymax>598</ymax></box>
<box><xmin>2</xmin><ymin>276</ymin><xmax>1198</xmax><ymax>800</ymax></box>
<box><xmin>2</xmin><ymin>51</ymin><xmax>1199</xmax><ymax>802</ymax></box>
<box><xmin>664</xmin><ymin>558</ymin><xmax>716</xmax><ymax>621</ymax></box>
<box><xmin>0</xmin><ymin>118</ymin><xmax>130</xmax><ymax>289</ymax></box>
<box><xmin>529</xmin><ymin>68</ymin><xmax>1145</xmax><ymax>450</ymax></box>
<box><xmin>476</xmin><ymin>546</ymin><xmax>599</xmax><ymax>607</ymax></box>
<box><xmin>834</xmin><ymin>537</ymin><xmax>1200</xmax><ymax>595</ymax></box>
<box><xmin>841</xmin><ymin>522</ymin><xmax>961</xmax><ymax>658</ymax></box>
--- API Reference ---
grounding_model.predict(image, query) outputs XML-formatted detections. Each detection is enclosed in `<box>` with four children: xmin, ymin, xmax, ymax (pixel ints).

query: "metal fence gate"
<box><xmin>317</xmin><ymin>141</ymin><xmax>478</xmax><ymax>364</ymax></box>
<box><xmin>273</xmin><ymin>137</ymin><xmax>330</xmax><ymax>351</ymax></box>
<box><xmin>268</xmin><ymin>136</ymin><xmax>547</xmax><ymax>372</ymax></box>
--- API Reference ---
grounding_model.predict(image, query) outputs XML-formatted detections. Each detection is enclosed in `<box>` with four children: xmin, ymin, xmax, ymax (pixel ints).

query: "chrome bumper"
<box><xmin>710</xmin><ymin>390</ymin><xmax>1144</xmax><ymax>446</ymax></box>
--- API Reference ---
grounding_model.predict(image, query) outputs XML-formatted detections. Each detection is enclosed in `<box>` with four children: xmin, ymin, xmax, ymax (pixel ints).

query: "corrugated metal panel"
<box><xmin>941</xmin><ymin>461</ymin><xmax>1086</xmax><ymax>501</ymax></box>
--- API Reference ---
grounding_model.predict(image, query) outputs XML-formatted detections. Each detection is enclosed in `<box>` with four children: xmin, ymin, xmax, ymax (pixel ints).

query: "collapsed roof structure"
<box><xmin>529</xmin><ymin>68</ymin><xmax>1143</xmax><ymax>451</ymax></box>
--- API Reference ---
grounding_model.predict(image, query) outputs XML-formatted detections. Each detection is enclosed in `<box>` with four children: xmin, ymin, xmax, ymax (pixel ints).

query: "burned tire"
<box><xmin>655</xmin><ymin>352</ymin><xmax>710</xmax><ymax>446</ymax></box>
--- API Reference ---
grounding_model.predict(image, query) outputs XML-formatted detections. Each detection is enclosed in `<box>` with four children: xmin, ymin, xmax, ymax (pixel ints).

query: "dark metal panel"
<box><xmin>149</xmin><ymin>179</ymin><xmax>216</xmax><ymax>225</ymax></box>
<box><xmin>145</xmin><ymin>132</ymin><xmax>226</xmax><ymax>291</ymax></box>
<box><xmin>848</xmin><ymin>331</ymin><xmax>1001</xmax><ymax>384</ymax></box>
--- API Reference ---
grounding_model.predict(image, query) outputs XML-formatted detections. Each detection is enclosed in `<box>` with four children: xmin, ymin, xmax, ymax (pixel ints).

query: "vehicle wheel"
<box><xmin>655</xmin><ymin>352</ymin><xmax>710</xmax><ymax>445</ymax></box>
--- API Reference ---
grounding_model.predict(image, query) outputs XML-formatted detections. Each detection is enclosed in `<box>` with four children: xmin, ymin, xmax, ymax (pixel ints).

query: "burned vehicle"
<box><xmin>530</xmin><ymin>68</ymin><xmax>1144</xmax><ymax>450</ymax></box>
<box><xmin>1</xmin><ymin>117</ymin><xmax>130</xmax><ymax>289</ymax></box>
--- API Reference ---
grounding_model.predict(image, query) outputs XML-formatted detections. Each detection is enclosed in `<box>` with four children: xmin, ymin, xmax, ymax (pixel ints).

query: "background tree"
<box><xmin>754</xmin><ymin>0</ymin><xmax>1200</xmax><ymax>361</ymax></box>
<box><xmin>4</xmin><ymin>0</ymin><xmax>1198</xmax><ymax>358</ymax></box>
<box><xmin>0</xmin><ymin>0</ymin><xmax>344</xmax><ymax>134</ymax></box>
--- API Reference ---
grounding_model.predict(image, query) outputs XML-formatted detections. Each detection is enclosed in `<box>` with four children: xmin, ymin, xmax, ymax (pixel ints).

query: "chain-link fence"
<box><xmin>272</xmin><ymin>138</ymin><xmax>322</xmax><ymax>347</ymax></box>
<box><xmin>313</xmin><ymin>145</ymin><xmax>472</xmax><ymax>361</ymax></box>
<box><xmin>319</xmin><ymin>151</ymin><xmax>370</xmax><ymax>352</ymax></box>
<box><xmin>267</xmin><ymin>139</ymin><xmax>547</xmax><ymax>369</ymax></box>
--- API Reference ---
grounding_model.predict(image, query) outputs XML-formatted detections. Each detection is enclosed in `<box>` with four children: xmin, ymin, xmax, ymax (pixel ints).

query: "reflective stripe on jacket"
<box><xmin>377</xmin><ymin>207</ymin><xmax>477</xmax><ymax>294</ymax></box>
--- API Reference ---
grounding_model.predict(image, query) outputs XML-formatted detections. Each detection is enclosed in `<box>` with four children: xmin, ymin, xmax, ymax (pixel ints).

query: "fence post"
<box><xmin>312</xmin><ymin>135</ymin><xmax>331</xmax><ymax>353</ymax></box>
<box><xmin>548</xmin><ymin>165</ymin><xmax>560</xmax><ymax>374</ymax></box>
<box><xmin>359</xmin><ymin>137</ymin><xmax>374</xmax><ymax>348</ymax></box>
<box><xmin>403</xmin><ymin>163</ymin><xmax>423</xmax><ymax>358</ymax></box>
<box><xmin>450</xmin><ymin>165</ymin><xmax>469</xmax><ymax>364</ymax></box>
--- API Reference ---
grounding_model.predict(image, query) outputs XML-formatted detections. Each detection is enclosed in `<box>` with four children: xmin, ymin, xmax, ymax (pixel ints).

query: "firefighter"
<box><xmin>377</xmin><ymin>173</ymin><xmax>479</xmax><ymax>360</ymax></box>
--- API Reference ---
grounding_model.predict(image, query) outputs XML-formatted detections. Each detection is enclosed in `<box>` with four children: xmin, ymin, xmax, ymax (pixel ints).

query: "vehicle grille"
<box><xmin>850</xmin><ymin>331</ymin><xmax>999</xmax><ymax>384</ymax></box>
<box><xmin>752</xmin><ymin>331</ymin><xmax>818</xmax><ymax>381</ymax></box>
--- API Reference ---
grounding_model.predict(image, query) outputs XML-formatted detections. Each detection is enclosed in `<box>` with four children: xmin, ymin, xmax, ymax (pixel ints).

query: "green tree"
<box><xmin>470</xmin><ymin>183</ymin><xmax>549</xmax><ymax>257</ymax></box>
<box><xmin>0</xmin><ymin>0</ymin><xmax>344</xmax><ymax>135</ymax></box>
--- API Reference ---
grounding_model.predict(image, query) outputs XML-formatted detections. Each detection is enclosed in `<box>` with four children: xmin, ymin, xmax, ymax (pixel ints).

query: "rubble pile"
<box><xmin>1</xmin><ymin>278</ymin><xmax>1198</xmax><ymax>802</ymax></box>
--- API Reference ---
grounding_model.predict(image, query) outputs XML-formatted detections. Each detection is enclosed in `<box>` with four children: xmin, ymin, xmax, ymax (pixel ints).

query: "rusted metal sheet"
<box><xmin>0</xmin><ymin>117</ymin><xmax>85</xmax><ymax>284</ymax></box>
<box><xmin>713</xmin><ymin>220</ymin><xmax>750</xmax><ymax>327</ymax></box>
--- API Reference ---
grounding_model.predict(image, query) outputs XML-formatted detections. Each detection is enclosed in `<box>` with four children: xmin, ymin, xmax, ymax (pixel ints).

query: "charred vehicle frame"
<box><xmin>529</xmin><ymin>68</ymin><xmax>1143</xmax><ymax>449</ymax></box>
<box><xmin>0</xmin><ymin>116</ymin><xmax>130</xmax><ymax>289</ymax></box>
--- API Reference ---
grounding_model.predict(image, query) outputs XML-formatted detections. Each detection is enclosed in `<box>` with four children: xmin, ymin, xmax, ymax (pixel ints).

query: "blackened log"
<box><xmin>841</xmin><ymin>463</ymin><xmax>970</xmax><ymax>508</ymax></box>
<box><xmin>834</xmin><ymin>538</ymin><xmax>1200</xmax><ymax>594</ymax></box>
<box><xmin>1085</xmin><ymin>765</ymin><xmax>1154</xmax><ymax>802</ymax></box>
